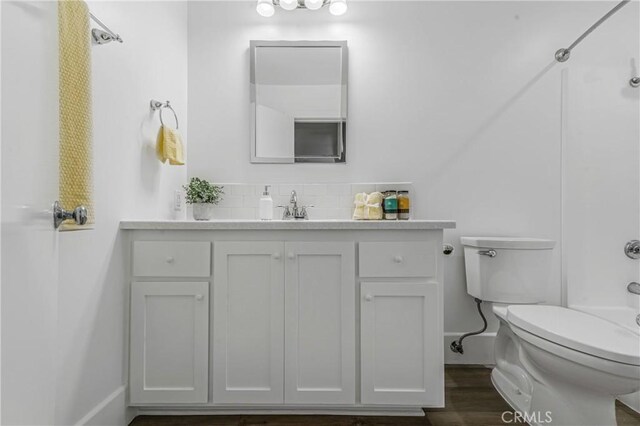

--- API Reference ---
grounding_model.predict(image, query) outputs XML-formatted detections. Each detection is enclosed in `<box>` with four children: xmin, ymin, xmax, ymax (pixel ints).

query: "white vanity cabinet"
<box><xmin>129</xmin><ymin>281</ymin><xmax>209</xmax><ymax>404</ymax></box>
<box><xmin>360</xmin><ymin>282</ymin><xmax>441</xmax><ymax>406</ymax></box>
<box><xmin>212</xmin><ymin>241</ymin><xmax>356</xmax><ymax>405</ymax></box>
<box><xmin>212</xmin><ymin>241</ymin><xmax>285</xmax><ymax>404</ymax></box>
<box><xmin>122</xmin><ymin>220</ymin><xmax>454</xmax><ymax>415</ymax></box>
<box><xmin>284</xmin><ymin>242</ymin><xmax>356</xmax><ymax>404</ymax></box>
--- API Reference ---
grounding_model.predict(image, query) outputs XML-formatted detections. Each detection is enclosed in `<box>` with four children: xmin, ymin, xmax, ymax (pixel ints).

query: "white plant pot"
<box><xmin>192</xmin><ymin>203</ymin><xmax>214</xmax><ymax>221</ymax></box>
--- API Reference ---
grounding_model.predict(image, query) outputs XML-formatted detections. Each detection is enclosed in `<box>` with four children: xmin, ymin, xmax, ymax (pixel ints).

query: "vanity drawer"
<box><xmin>133</xmin><ymin>241</ymin><xmax>211</xmax><ymax>277</ymax></box>
<box><xmin>359</xmin><ymin>242</ymin><xmax>436</xmax><ymax>278</ymax></box>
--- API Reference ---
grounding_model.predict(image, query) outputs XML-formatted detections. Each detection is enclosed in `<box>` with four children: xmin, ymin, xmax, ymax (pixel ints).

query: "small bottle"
<box><xmin>383</xmin><ymin>191</ymin><xmax>398</xmax><ymax>220</ymax></box>
<box><xmin>259</xmin><ymin>185</ymin><xmax>273</xmax><ymax>220</ymax></box>
<box><xmin>398</xmin><ymin>191</ymin><xmax>410</xmax><ymax>220</ymax></box>
<box><xmin>173</xmin><ymin>189</ymin><xmax>186</xmax><ymax>220</ymax></box>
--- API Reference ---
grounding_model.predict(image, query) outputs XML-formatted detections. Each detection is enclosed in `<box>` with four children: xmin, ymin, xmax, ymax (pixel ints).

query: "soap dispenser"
<box><xmin>259</xmin><ymin>185</ymin><xmax>273</xmax><ymax>220</ymax></box>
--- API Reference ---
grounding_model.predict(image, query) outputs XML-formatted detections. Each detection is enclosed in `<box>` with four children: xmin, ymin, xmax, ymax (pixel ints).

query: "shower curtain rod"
<box><xmin>555</xmin><ymin>0</ymin><xmax>629</xmax><ymax>62</ymax></box>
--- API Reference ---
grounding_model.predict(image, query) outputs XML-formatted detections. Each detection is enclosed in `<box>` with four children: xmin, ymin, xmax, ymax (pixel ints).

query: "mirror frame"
<box><xmin>249</xmin><ymin>40</ymin><xmax>349</xmax><ymax>164</ymax></box>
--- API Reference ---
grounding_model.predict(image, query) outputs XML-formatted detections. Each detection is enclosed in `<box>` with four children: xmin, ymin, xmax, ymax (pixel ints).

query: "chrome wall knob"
<box><xmin>625</xmin><ymin>240</ymin><xmax>640</xmax><ymax>259</ymax></box>
<box><xmin>627</xmin><ymin>282</ymin><xmax>640</xmax><ymax>295</ymax></box>
<box><xmin>53</xmin><ymin>201</ymin><xmax>88</xmax><ymax>229</ymax></box>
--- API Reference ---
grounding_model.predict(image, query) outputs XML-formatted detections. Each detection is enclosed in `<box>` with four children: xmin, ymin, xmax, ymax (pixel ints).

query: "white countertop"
<box><xmin>119</xmin><ymin>219</ymin><xmax>456</xmax><ymax>231</ymax></box>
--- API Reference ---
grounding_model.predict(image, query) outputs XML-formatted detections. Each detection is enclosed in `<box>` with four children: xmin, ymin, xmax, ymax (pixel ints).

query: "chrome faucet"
<box><xmin>628</xmin><ymin>282</ymin><xmax>640</xmax><ymax>296</ymax></box>
<box><xmin>279</xmin><ymin>190</ymin><xmax>312</xmax><ymax>220</ymax></box>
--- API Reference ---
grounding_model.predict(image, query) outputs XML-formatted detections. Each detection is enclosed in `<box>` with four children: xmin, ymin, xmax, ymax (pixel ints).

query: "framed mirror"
<box><xmin>250</xmin><ymin>41</ymin><xmax>348</xmax><ymax>164</ymax></box>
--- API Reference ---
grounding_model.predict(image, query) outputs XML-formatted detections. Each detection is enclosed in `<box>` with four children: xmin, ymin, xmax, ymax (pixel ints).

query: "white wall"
<box><xmin>187</xmin><ymin>1</ymin><xmax>638</xmax><ymax>356</ymax></box>
<box><xmin>1</xmin><ymin>1</ymin><xmax>188</xmax><ymax>424</ymax></box>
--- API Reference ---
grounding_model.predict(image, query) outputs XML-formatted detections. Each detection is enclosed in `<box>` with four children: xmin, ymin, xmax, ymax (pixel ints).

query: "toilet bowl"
<box><xmin>461</xmin><ymin>237</ymin><xmax>640</xmax><ymax>426</ymax></box>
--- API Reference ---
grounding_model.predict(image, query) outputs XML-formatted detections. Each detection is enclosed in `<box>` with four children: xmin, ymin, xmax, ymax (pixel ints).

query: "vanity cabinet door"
<box><xmin>360</xmin><ymin>282</ymin><xmax>443</xmax><ymax>406</ymax></box>
<box><xmin>213</xmin><ymin>242</ymin><xmax>285</xmax><ymax>403</ymax></box>
<box><xmin>284</xmin><ymin>242</ymin><xmax>356</xmax><ymax>404</ymax></box>
<box><xmin>130</xmin><ymin>281</ymin><xmax>209</xmax><ymax>404</ymax></box>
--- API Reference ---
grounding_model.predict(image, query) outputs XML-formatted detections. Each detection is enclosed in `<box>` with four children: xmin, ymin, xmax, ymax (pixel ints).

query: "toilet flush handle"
<box><xmin>478</xmin><ymin>249</ymin><xmax>497</xmax><ymax>258</ymax></box>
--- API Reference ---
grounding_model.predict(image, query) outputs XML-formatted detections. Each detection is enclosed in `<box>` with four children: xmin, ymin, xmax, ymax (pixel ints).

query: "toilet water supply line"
<box><xmin>450</xmin><ymin>298</ymin><xmax>488</xmax><ymax>354</ymax></box>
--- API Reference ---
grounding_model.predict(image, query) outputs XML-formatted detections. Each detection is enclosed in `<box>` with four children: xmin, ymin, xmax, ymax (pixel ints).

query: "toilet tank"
<box><xmin>461</xmin><ymin>237</ymin><xmax>556</xmax><ymax>304</ymax></box>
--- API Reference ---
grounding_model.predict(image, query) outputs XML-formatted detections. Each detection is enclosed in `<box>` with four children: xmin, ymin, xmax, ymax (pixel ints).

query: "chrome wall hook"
<box><xmin>630</xmin><ymin>77</ymin><xmax>640</xmax><ymax>88</ymax></box>
<box><xmin>89</xmin><ymin>13</ymin><xmax>123</xmax><ymax>45</ymax></box>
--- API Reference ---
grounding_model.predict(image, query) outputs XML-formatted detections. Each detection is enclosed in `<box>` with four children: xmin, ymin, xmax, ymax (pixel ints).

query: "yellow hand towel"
<box><xmin>352</xmin><ymin>192</ymin><xmax>367</xmax><ymax>220</ymax></box>
<box><xmin>58</xmin><ymin>0</ymin><xmax>94</xmax><ymax>230</ymax></box>
<box><xmin>365</xmin><ymin>192</ymin><xmax>384</xmax><ymax>220</ymax></box>
<box><xmin>156</xmin><ymin>125</ymin><xmax>185</xmax><ymax>165</ymax></box>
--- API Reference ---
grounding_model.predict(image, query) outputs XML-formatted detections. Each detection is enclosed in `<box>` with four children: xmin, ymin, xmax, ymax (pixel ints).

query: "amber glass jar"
<box><xmin>397</xmin><ymin>191</ymin><xmax>410</xmax><ymax>220</ymax></box>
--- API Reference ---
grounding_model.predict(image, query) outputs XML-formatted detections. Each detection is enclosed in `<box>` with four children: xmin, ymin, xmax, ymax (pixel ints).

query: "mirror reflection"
<box><xmin>250</xmin><ymin>41</ymin><xmax>348</xmax><ymax>163</ymax></box>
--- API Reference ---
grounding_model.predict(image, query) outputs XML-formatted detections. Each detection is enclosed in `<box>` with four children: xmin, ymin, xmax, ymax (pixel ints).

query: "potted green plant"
<box><xmin>183</xmin><ymin>177</ymin><xmax>224</xmax><ymax>221</ymax></box>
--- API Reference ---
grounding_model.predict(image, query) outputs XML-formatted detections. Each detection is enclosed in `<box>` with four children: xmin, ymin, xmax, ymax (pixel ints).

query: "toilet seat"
<box><xmin>507</xmin><ymin>305</ymin><xmax>640</xmax><ymax>366</ymax></box>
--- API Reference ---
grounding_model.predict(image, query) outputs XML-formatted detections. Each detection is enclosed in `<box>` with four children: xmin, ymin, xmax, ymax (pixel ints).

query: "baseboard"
<box><xmin>444</xmin><ymin>332</ymin><xmax>496</xmax><ymax>365</ymax></box>
<box><xmin>75</xmin><ymin>385</ymin><xmax>128</xmax><ymax>426</ymax></box>
<box><xmin>134</xmin><ymin>407</ymin><xmax>425</xmax><ymax>417</ymax></box>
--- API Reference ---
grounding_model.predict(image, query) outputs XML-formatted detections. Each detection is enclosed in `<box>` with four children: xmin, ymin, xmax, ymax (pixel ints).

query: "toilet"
<box><xmin>461</xmin><ymin>237</ymin><xmax>640</xmax><ymax>426</ymax></box>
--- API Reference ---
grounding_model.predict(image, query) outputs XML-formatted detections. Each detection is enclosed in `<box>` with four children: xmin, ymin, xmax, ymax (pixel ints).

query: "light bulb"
<box><xmin>280</xmin><ymin>0</ymin><xmax>299</xmax><ymax>11</ymax></box>
<box><xmin>304</xmin><ymin>0</ymin><xmax>323</xmax><ymax>11</ymax></box>
<box><xmin>256</xmin><ymin>0</ymin><xmax>275</xmax><ymax>17</ymax></box>
<box><xmin>329</xmin><ymin>0</ymin><xmax>347</xmax><ymax>15</ymax></box>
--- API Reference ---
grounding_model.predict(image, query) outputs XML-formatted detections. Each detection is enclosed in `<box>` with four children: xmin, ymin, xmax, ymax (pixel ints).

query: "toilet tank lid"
<box><xmin>461</xmin><ymin>237</ymin><xmax>556</xmax><ymax>250</ymax></box>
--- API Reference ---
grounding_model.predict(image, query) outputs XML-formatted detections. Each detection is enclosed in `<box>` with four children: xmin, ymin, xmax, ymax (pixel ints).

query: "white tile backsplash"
<box><xmin>208</xmin><ymin>182</ymin><xmax>414</xmax><ymax>220</ymax></box>
<box><xmin>303</xmin><ymin>184</ymin><xmax>328</xmax><ymax>196</ymax></box>
<box><xmin>279</xmin><ymin>184</ymin><xmax>304</xmax><ymax>196</ymax></box>
<box><xmin>350</xmin><ymin>183</ymin><xmax>377</xmax><ymax>195</ymax></box>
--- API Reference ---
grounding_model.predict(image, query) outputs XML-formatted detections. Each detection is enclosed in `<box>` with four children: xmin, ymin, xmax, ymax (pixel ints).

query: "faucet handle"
<box><xmin>298</xmin><ymin>205</ymin><xmax>314</xmax><ymax>220</ymax></box>
<box><xmin>277</xmin><ymin>205</ymin><xmax>292</xmax><ymax>220</ymax></box>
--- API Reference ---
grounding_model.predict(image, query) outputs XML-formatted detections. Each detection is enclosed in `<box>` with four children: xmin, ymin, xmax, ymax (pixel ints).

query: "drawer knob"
<box><xmin>288</xmin><ymin>252</ymin><xmax>295</xmax><ymax>260</ymax></box>
<box><xmin>166</xmin><ymin>256</ymin><xmax>175</xmax><ymax>263</ymax></box>
<box><xmin>272</xmin><ymin>252</ymin><xmax>281</xmax><ymax>260</ymax></box>
<box><xmin>365</xmin><ymin>294</ymin><xmax>373</xmax><ymax>302</ymax></box>
<box><xmin>195</xmin><ymin>294</ymin><xmax>204</xmax><ymax>301</ymax></box>
<box><xmin>393</xmin><ymin>255</ymin><xmax>403</xmax><ymax>263</ymax></box>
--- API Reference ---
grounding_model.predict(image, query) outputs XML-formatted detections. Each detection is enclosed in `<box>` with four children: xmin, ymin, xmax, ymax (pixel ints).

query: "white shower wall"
<box><xmin>563</xmin><ymin>66</ymin><xmax>640</xmax><ymax>310</ymax></box>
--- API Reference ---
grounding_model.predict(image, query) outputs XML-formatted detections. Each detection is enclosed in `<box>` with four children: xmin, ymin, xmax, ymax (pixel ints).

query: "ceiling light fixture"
<box><xmin>279</xmin><ymin>0</ymin><xmax>299</xmax><ymax>11</ymax></box>
<box><xmin>256</xmin><ymin>0</ymin><xmax>275</xmax><ymax>17</ymax></box>
<box><xmin>255</xmin><ymin>0</ymin><xmax>348</xmax><ymax>17</ymax></box>
<box><xmin>329</xmin><ymin>0</ymin><xmax>348</xmax><ymax>16</ymax></box>
<box><xmin>304</xmin><ymin>0</ymin><xmax>324</xmax><ymax>11</ymax></box>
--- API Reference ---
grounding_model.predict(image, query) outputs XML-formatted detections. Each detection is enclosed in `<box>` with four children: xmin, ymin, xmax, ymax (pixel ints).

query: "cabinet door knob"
<box><xmin>393</xmin><ymin>255</ymin><xmax>403</xmax><ymax>263</ymax></box>
<box><xmin>272</xmin><ymin>252</ymin><xmax>281</xmax><ymax>260</ymax></box>
<box><xmin>287</xmin><ymin>252</ymin><xmax>295</xmax><ymax>260</ymax></box>
<box><xmin>195</xmin><ymin>294</ymin><xmax>204</xmax><ymax>301</ymax></box>
<box><xmin>166</xmin><ymin>256</ymin><xmax>175</xmax><ymax>263</ymax></box>
<box><xmin>365</xmin><ymin>294</ymin><xmax>373</xmax><ymax>302</ymax></box>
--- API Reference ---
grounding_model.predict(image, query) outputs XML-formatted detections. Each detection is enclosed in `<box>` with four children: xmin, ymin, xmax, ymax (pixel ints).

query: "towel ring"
<box><xmin>159</xmin><ymin>102</ymin><xmax>179</xmax><ymax>129</ymax></box>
